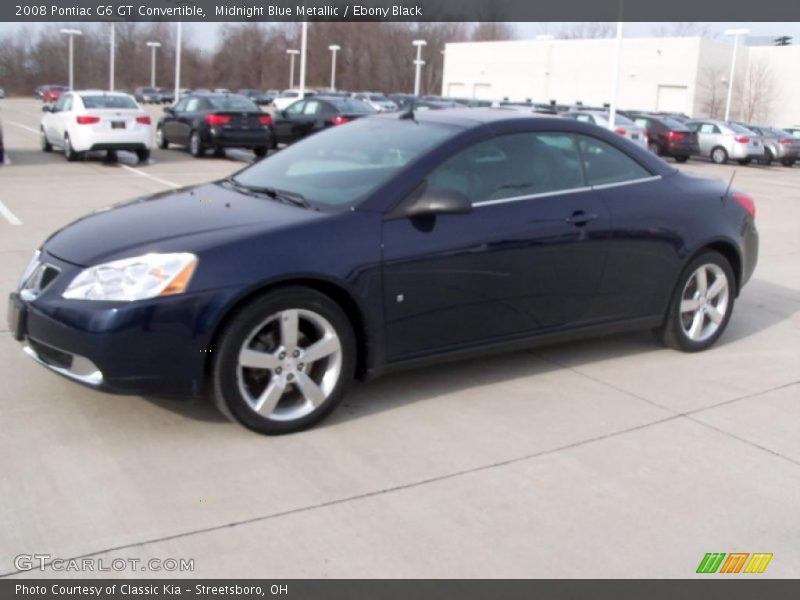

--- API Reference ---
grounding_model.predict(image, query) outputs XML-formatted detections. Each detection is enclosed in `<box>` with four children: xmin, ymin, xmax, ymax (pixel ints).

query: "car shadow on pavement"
<box><xmin>135</xmin><ymin>280</ymin><xmax>798</xmax><ymax>429</ymax></box>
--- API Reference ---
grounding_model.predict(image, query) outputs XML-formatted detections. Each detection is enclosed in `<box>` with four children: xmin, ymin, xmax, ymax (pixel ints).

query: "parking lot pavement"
<box><xmin>1</xmin><ymin>97</ymin><xmax>798</xmax><ymax>578</ymax></box>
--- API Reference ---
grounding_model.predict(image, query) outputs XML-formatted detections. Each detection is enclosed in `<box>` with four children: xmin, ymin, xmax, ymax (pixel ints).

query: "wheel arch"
<box><xmin>204</xmin><ymin>277</ymin><xmax>371</xmax><ymax>383</ymax></box>
<box><xmin>685</xmin><ymin>238</ymin><xmax>743</xmax><ymax>296</ymax></box>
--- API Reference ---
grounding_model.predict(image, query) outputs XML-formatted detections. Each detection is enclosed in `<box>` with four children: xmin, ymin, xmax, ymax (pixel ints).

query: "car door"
<box><xmin>163</xmin><ymin>97</ymin><xmax>189</xmax><ymax>141</ymax></box>
<box><xmin>273</xmin><ymin>100</ymin><xmax>306</xmax><ymax>144</ymax></box>
<box><xmin>43</xmin><ymin>94</ymin><xmax>68</xmax><ymax>143</ymax></box>
<box><xmin>580</xmin><ymin>133</ymin><xmax>679</xmax><ymax>321</ymax></box>
<box><xmin>695</xmin><ymin>122</ymin><xmax>720</xmax><ymax>157</ymax></box>
<box><xmin>52</xmin><ymin>93</ymin><xmax>74</xmax><ymax>143</ymax></box>
<box><xmin>381</xmin><ymin>130</ymin><xmax>611</xmax><ymax>360</ymax></box>
<box><xmin>174</xmin><ymin>96</ymin><xmax>202</xmax><ymax>144</ymax></box>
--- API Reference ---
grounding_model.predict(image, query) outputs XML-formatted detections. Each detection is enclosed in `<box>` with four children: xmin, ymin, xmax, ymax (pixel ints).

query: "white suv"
<box><xmin>40</xmin><ymin>91</ymin><xmax>153</xmax><ymax>163</ymax></box>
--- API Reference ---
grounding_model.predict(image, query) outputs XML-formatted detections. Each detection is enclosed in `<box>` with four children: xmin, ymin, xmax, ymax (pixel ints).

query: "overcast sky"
<box><xmin>1</xmin><ymin>21</ymin><xmax>799</xmax><ymax>47</ymax></box>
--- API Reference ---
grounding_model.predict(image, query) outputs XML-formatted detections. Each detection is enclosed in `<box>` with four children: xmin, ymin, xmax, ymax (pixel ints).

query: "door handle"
<box><xmin>565</xmin><ymin>211</ymin><xmax>599</xmax><ymax>226</ymax></box>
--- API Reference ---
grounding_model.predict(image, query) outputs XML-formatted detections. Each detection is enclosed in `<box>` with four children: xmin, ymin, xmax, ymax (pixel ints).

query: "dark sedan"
<box><xmin>630</xmin><ymin>113</ymin><xmax>699</xmax><ymax>162</ymax></box>
<box><xmin>8</xmin><ymin>110</ymin><xmax>758</xmax><ymax>435</ymax></box>
<box><xmin>270</xmin><ymin>95</ymin><xmax>375</xmax><ymax>146</ymax></box>
<box><xmin>238</xmin><ymin>89</ymin><xmax>274</xmax><ymax>105</ymax></box>
<box><xmin>156</xmin><ymin>93</ymin><xmax>272</xmax><ymax>157</ymax></box>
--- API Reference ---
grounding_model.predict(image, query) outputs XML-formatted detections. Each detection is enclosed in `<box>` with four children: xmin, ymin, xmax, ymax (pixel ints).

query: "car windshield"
<box><xmin>327</xmin><ymin>98</ymin><xmax>375</xmax><ymax>113</ymax></box>
<box><xmin>231</xmin><ymin>118</ymin><xmax>458</xmax><ymax>209</ymax></box>
<box><xmin>142</xmin><ymin>88</ymin><xmax>157</xmax><ymax>93</ymax></box>
<box><xmin>81</xmin><ymin>95</ymin><xmax>138</xmax><ymax>109</ymax></box>
<box><xmin>206</xmin><ymin>95</ymin><xmax>258</xmax><ymax>111</ymax></box>
<box><xmin>369</xmin><ymin>95</ymin><xmax>390</xmax><ymax>102</ymax></box>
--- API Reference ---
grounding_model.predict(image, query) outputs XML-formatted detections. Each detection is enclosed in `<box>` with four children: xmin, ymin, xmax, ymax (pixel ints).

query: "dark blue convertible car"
<box><xmin>8</xmin><ymin>109</ymin><xmax>758</xmax><ymax>434</ymax></box>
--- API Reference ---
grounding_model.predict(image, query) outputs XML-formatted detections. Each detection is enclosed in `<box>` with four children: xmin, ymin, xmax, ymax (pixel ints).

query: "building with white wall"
<box><xmin>442</xmin><ymin>37</ymin><xmax>800</xmax><ymax>127</ymax></box>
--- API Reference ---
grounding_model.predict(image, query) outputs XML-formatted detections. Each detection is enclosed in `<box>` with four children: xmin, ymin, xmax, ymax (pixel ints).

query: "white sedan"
<box><xmin>40</xmin><ymin>91</ymin><xmax>153</xmax><ymax>162</ymax></box>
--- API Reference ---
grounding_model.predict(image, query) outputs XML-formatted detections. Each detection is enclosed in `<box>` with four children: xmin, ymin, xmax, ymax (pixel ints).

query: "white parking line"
<box><xmin>118</xmin><ymin>164</ymin><xmax>181</xmax><ymax>189</ymax></box>
<box><xmin>0</xmin><ymin>200</ymin><xmax>23</xmax><ymax>225</ymax></box>
<box><xmin>4</xmin><ymin>120</ymin><xmax>39</xmax><ymax>135</ymax></box>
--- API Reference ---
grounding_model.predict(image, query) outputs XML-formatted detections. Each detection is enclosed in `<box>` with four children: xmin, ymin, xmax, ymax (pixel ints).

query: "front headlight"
<box><xmin>62</xmin><ymin>253</ymin><xmax>197</xmax><ymax>301</ymax></box>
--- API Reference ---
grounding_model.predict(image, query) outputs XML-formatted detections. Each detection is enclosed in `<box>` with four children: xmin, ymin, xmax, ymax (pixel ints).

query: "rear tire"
<box><xmin>213</xmin><ymin>147</ymin><xmax>226</xmax><ymax>158</ymax></box>
<box><xmin>40</xmin><ymin>128</ymin><xmax>52</xmax><ymax>152</ymax></box>
<box><xmin>648</xmin><ymin>142</ymin><xmax>660</xmax><ymax>155</ymax></box>
<box><xmin>136</xmin><ymin>149</ymin><xmax>151</xmax><ymax>163</ymax></box>
<box><xmin>711</xmin><ymin>146</ymin><xmax>728</xmax><ymax>165</ymax></box>
<box><xmin>211</xmin><ymin>287</ymin><xmax>357</xmax><ymax>435</ymax></box>
<box><xmin>189</xmin><ymin>131</ymin><xmax>205</xmax><ymax>157</ymax></box>
<box><xmin>253</xmin><ymin>146</ymin><xmax>268</xmax><ymax>158</ymax></box>
<box><xmin>780</xmin><ymin>158</ymin><xmax>794</xmax><ymax>167</ymax></box>
<box><xmin>64</xmin><ymin>135</ymin><xmax>81</xmax><ymax>162</ymax></box>
<box><xmin>737</xmin><ymin>158</ymin><xmax>752</xmax><ymax>166</ymax></box>
<box><xmin>762</xmin><ymin>148</ymin><xmax>773</xmax><ymax>166</ymax></box>
<box><xmin>662</xmin><ymin>251</ymin><xmax>735</xmax><ymax>353</ymax></box>
<box><xmin>675</xmin><ymin>155</ymin><xmax>689</xmax><ymax>163</ymax></box>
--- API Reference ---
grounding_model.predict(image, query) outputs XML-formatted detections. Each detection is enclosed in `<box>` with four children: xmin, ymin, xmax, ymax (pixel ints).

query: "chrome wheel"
<box><xmin>711</xmin><ymin>147</ymin><xmax>727</xmax><ymax>164</ymax></box>
<box><xmin>189</xmin><ymin>132</ymin><xmax>201</xmax><ymax>156</ymax></box>
<box><xmin>236</xmin><ymin>309</ymin><xmax>343</xmax><ymax>422</ymax></box>
<box><xmin>679</xmin><ymin>263</ymin><xmax>730</xmax><ymax>343</ymax></box>
<box><xmin>155</xmin><ymin>127</ymin><xmax>164</xmax><ymax>146</ymax></box>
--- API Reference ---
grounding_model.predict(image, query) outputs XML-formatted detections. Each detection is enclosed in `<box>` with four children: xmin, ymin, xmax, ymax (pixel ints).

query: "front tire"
<box><xmin>711</xmin><ymin>146</ymin><xmax>728</xmax><ymax>165</ymax></box>
<box><xmin>212</xmin><ymin>287</ymin><xmax>357</xmax><ymax>435</ymax></box>
<box><xmin>737</xmin><ymin>158</ymin><xmax>752</xmax><ymax>166</ymax></box>
<box><xmin>662</xmin><ymin>251</ymin><xmax>735</xmax><ymax>352</ymax></box>
<box><xmin>761</xmin><ymin>148</ymin><xmax>773</xmax><ymax>166</ymax></box>
<box><xmin>648</xmin><ymin>142</ymin><xmax>660</xmax><ymax>155</ymax></box>
<box><xmin>253</xmin><ymin>146</ymin><xmax>268</xmax><ymax>158</ymax></box>
<box><xmin>156</xmin><ymin>126</ymin><xmax>169</xmax><ymax>149</ymax></box>
<box><xmin>675</xmin><ymin>155</ymin><xmax>689</xmax><ymax>163</ymax></box>
<box><xmin>41</xmin><ymin>128</ymin><xmax>52</xmax><ymax>152</ymax></box>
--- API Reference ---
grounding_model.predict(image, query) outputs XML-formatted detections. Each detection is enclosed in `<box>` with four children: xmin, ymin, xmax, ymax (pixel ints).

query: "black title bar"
<box><xmin>4</xmin><ymin>0</ymin><xmax>800</xmax><ymax>22</ymax></box>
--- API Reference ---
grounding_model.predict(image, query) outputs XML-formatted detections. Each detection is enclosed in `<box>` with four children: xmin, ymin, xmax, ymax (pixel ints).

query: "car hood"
<box><xmin>43</xmin><ymin>182</ymin><xmax>324</xmax><ymax>266</ymax></box>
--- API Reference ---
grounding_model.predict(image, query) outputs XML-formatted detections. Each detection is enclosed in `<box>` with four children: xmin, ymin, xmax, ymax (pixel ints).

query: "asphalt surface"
<box><xmin>0</xmin><ymin>97</ymin><xmax>798</xmax><ymax>578</ymax></box>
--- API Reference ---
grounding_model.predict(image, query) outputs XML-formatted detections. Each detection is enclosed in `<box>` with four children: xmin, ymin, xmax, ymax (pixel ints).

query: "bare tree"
<box><xmin>735</xmin><ymin>57</ymin><xmax>777</xmax><ymax>123</ymax></box>
<box><xmin>471</xmin><ymin>22</ymin><xmax>516</xmax><ymax>42</ymax></box>
<box><xmin>652</xmin><ymin>22</ymin><xmax>716</xmax><ymax>38</ymax></box>
<box><xmin>557</xmin><ymin>23</ymin><xmax>615</xmax><ymax>39</ymax></box>
<box><xmin>696</xmin><ymin>65</ymin><xmax>728</xmax><ymax>118</ymax></box>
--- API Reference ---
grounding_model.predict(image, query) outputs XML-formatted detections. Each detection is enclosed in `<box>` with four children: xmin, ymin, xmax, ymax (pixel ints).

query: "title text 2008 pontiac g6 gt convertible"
<box><xmin>8</xmin><ymin>109</ymin><xmax>758</xmax><ymax>434</ymax></box>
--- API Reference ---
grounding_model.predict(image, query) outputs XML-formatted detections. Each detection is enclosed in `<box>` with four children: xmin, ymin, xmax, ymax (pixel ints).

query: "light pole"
<box><xmin>329</xmin><ymin>44</ymin><xmax>341</xmax><ymax>91</ymax></box>
<box><xmin>146</xmin><ymin>41</ymin><xmax>161</xmax><ymax>88</ymax></box>
<box><xmin>60</xmin><ymin>29</ymin><xmax>83</xmax><ymax>90</ymax></box>
<box><xmin>608</xmin><ymin>22</ymin><xmax>624</xmax><ymax>129</ymax></box>
<box><xmin>174</xmin><ymin>22</ymin><xmax>182</xmax><ymax>101</ymax></box>
<box><xmin>536</xmin><ymin>34</ymin><xmax>554</xmax><ymax>103</ymax></box>
<box><xmin>412</xmin><ymin>39</ymin><xmax>427</xmax><ymax>96</ymax></box>
<box><xmin>286</xmin><ymin>49</ymin><xmax>300</xmax><ymax>88</ymax></box>
<box><xmin>724</xmin><ymin>28</ymin><xmax>749</xmax><ymax>121</ymax></box>
<box><xmin>299</xmin><ymin>22</ymin><xmax>308</xmax><ymax>97</ymax></box>
<box><xmin>109</xmin><ymin>23</ymin><xmax>115</xmax><ymax>91</ymax></box>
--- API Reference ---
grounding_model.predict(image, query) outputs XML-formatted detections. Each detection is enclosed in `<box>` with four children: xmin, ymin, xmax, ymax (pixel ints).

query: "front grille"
<box><xmin>28</xmin><ymin>338</ymin><xmax>73</xmax><ymax>370</ymax></box>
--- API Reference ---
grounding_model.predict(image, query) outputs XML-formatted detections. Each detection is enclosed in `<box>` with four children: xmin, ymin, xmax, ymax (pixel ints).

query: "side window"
<box><xmin>53</xmin><ymin>95</ymin><xmax>69</xmax><ymax>112</ymax></box>
<box><xmin>699</xmin><ymin>123</ymin><xmax>717</xmax><ymax>134</ymax></box>
<box><xmin>576</xmin><ymin>135</ymin><xmax>651</xmax><ymax>186</ymax></box>
<box><xmin>173</xmin><ymin>98</ymin><xmax>189</xmax><ymax>112</ymax></box>
<box><xmin>426</xmin><ymin>132</ymin><xmax>586</xmax><ymax>205</ymax></box>
<box><xmin>286</xmin><ymin>101</ymin><xmax>305</xmax><ymax>116</ymax></box>
<box><xmin>303</xmin><ymin>100</ymin><xmax>320</xmax><ymax>116</ymax></box>
<box><xmin>185</xmin><ymin>98</ymin><xmax>200</xmax><ymax>112</ymax></box>
<box><xmin>62</xmin><ymin>95</ymin><xmax>73</xmax><ymax>112</ymax></box>
<box><xmin>575</xmin><ymin>114</ymin><xmax>593</xmax><ymax>124</ymax></box>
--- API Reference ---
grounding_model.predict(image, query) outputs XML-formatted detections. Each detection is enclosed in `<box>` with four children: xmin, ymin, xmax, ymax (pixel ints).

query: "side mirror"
<box><xmin>279</xmin><ymin>110</ymin><xmax>287</xmax><ymax>119</ymax></box>
<box><xmin>404</xmin><ymin>187</ymin><xmax>472</xmax><ymax>218</ymax></box>
<box><xmin>163</xmin><ymin>106</ymin><xmax>174</xmax><ymax>115</ymax></box>
<box><xmin>42</xmin><ymin>105</ymin><xmax>52</xmax><ymax>113</ymax></box>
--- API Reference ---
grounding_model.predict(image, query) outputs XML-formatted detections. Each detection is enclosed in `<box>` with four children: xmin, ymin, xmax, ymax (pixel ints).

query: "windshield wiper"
<box><xmin>221</xmin><ymin>178</ymin><xmax>314</xmax><ymax>210</ymax></box>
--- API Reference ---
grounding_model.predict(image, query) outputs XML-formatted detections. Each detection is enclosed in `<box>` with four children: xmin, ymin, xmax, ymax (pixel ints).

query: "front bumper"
<box><xmin>8</xmin><ymin>252</ymin><xmax>241</xmax><ymax>397</ymax></box>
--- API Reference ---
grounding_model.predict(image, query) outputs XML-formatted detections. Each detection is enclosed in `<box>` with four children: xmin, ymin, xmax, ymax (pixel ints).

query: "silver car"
<box><xmin>686</xmin><ymin>119</ymin><xmax>764</xmax><ymax>165</ymax></box>
<box><xmin>744</xmin><ymin>125</ymin><xmax>800</xmax><ymax>166</ymax></box>
<box><xmin>562</xmin><ymin>110</ymin><xmax>648</xmax><ymax>149</ymax></box>
<box><xmin>351</xmin><ymin>93</ymin><xmax>398</xmax><ymax>112</ymax></box>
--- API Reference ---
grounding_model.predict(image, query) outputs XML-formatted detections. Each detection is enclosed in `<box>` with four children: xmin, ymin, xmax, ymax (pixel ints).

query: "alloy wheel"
<box><xmin>679</xmin><ymin>263</ymin><xmax>730</xmax><ymax>343</ymax></box>
<box><xmin>236</xmin><ymin>309</ymin><xmax>343</xmax><ymax>421</ymax></box>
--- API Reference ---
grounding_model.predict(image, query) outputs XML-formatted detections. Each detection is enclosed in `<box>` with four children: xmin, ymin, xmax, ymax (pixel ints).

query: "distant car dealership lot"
<box><xmin>0</xmin><ymin>97</ymin><xmax>798</xmax><ymax>577</ymax></box>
